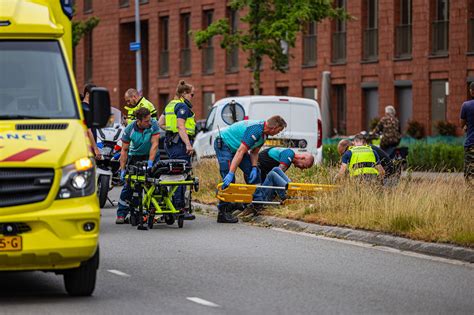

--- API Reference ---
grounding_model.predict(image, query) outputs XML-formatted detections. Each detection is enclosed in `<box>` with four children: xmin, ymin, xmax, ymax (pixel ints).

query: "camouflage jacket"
<box><xmin>374</xmin><ymin>114</ymin><xmax>401</xmax><ymax>148</ymax></box>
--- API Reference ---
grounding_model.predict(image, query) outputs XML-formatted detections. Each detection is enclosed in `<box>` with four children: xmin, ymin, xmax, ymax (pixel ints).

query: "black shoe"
<box><xmin>217</xmin><ymin>212</ymin><xmax>238</xmax><ymax>223</ymax></box>
<box><xmin>183</xmin><ymin>212</ymin><xmax>196</xmax><ymax>220</ymax></box>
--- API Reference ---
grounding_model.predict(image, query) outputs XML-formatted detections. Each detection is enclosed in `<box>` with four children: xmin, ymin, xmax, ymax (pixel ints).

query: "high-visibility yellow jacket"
<box><xmin>125</xmin><ymin>97</ymin><xmax>157</xmax><ymax>124</ymax></box>
<box><xmin>164</xmin><ymin>99</ymin><xmax>196</xmax><ymax>136</ymax></box>
<box><xmin>348</xmin><ymin>145</ymin><xmax>379</xmax><ymax>177</ymax></box>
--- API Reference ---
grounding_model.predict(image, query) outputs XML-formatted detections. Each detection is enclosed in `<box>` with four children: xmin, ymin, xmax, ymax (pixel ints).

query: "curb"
<box><xmin>193</xmin><ymin>202</ymin><xmax>474</xmax><ymax>263</ymax></box>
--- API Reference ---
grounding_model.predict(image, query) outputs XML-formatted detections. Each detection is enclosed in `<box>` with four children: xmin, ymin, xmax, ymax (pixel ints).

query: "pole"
<box><xmin>134</xmin><ymin>0</ymin><xmax>142</xmax><ymax>93</ymax></box>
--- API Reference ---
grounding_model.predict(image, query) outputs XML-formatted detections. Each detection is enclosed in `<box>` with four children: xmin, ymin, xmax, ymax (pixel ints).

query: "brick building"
<box><xmin>74</xmin><ymin>0</ymin><xmax>474</xmax><ymax>136</ymax></box>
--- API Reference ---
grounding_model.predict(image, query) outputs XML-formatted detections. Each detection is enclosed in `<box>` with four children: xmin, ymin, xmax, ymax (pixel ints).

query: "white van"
<box><xmin>193</xmin><ymin>96</ymin><xmax>323</xmax><ymax>164</ymax></box>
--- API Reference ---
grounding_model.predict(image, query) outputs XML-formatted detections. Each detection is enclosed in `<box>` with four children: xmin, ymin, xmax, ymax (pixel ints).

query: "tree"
<box><xmin>194</xmin><ymin>0</ymin><xmax>348</xmax><ymax>95</ymax></box>
<box><xmin>72</xmin><ymin>16</ymin><xmax>100</xmax><ymax>48</ymax></box>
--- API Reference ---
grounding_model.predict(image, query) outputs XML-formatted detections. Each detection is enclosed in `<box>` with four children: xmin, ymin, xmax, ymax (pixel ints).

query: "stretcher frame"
<box><xmin>216</xmin><ymin>182</ymin><xmax>337</xmax><ymax>205</ymax></box>
<box><xmin>126</xmin><ymin>161</ymin><xmax>199</xmax><ymax>230</ymax></box>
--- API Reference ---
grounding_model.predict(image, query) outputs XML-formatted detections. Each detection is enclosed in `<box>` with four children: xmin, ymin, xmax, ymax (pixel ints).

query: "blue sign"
<box><xmin>129</xmin><ymin>42</ymin><xmax>141</xmax><ymax>51</ymax></box>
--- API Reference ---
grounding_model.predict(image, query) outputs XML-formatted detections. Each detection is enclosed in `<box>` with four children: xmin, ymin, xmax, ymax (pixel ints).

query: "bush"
<box><xmin>323</xmin><ymin>144</ymin><xmax>339</xmax><ymax>166</ymax></box>
<box><xmin>434</xmin><ymin>120</ymin><xmax>457</xmax><ymax>136</ymax></box>
<box><xmin>407</xmin><ymin>143</ymin><xmax>464</xmax><ymax>171</ymax></box>
<box><xmin>406</xmin><ymin>120</ymin><xmax>425</xmax><ymax>139</ymax></box>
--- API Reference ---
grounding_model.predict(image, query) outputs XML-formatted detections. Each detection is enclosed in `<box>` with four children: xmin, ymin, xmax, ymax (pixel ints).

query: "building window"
<box><xmin>276</xmin><ymin>87</ymin><xmax>289</xmax><ymax>96</ymax></box>
<box><xmin>159</xmin><ymin>16</ymin><xmax>169</xmax><ymax>76</ymax></box>
<box><xmin>84</xmin><ymin>0</ymin><xmax>92</xmax><ymax>13</ymax></box>
<box><xmin>202</xmin><ymin>10</ymin><xmax>214</xmax><ymax>75</ymax></box>
<box><xmin>119</xmin><ymin>0</ymin><xmax>129</xmax><ymax>8</ymax></box>
<box><xmin>227</xmin><ymin>89</ymin><xmax>239</xmax><ymax>97</ymax></box>
<box><xmin>364</xmin><ymin>87</ymin><xmax>379</xmax><ymax>130</ymax></box>
<box><xmin>203</xmin><ymin>92</ymin><xmax>215</xmax><ymax>118</ymax></box>
<box><xmin>158</xmin><ymin>93</ymin><xmax>169</xmax><ymax>115</ymax></box>
<box><xmin>333</xmin><ymin>85</ymin><xmax>347</xmax><ymax>134</ymax></box>
<box><xmin>431</xmin><ymin>80</ymin><xmax>447</xmax><ymax>134</ymax></box>
<box><xmin>84</xmin><ymin>31</ymin><xmax>93</xmax><ymax>83</ymax></box>
<box><xmin>395</xmin><ymin>0</ymin><xmax>412</xmax><ymax>58</ymax></box>
<box><xmin>363</xmin><ymin>0</ymin><xmax>378</xmax><ymax>61</ymax></box>
<box><xmin>396</xmin><ymin>86</ymin><xmax>413</xmax><ymax>132</ymax></box>
<box><xmin>303</xmin><ymin>22</ymin><xmax>317</xmax><ymax>67</ymax></box>
<box><xmin>431</xmin><ymin>0</ymin><xmax>449</xmax><ymax>55</ymax></box>
<box><xmin>180</xmin><ymin>13</ymin><xmax>192</xmax><ymax>75</ymax></box>
<box><xmin>332</xmin><ymin>0</ymin><xmax>346</xmax><ymax>63</ymax></box>
<box><xmin>139</xmin><ymin>0</ymin><xmax>148</xmax><ymax>4</ymax></box>
<box><xmin>226</xmin><ymin>8</ymin><xmax>239</xmax><ymax>73</ymax></box>
<box><xmin>303</xmin><ymin>87</ymin><xmax>317</xmax><ymax>100</ymax></box>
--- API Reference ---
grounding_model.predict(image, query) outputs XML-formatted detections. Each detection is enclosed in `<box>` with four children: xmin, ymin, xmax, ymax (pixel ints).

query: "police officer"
<box><xmin>335</xmin><ymin>134</ymin><xmax>385</xmax><ymax>181</ymax></box>
<box><xmin>81</xmin><ymin>83</ymin><xmax>102</xmax><ymax>160</ymax></box>
<box><xmin>124</xmin><ymin>88</ymin><xmax>157</xmax><ymax>124</ymax></box>
<box><xmin>258</xmin><ymin>147</ymin><xmax>314</xmax><ymax>182</ymax></box>
<box><xmin>215</xmin><ymin>115</ymin><xmax>287</xmax><ymax>223</ymax></box>
<box><xmin>158</xmin><ymin>80</ymin><xmax>196</xmax><ymax>220</ymax></box>
<box><xmin>116</xmin><ymin>107</ymin><xmax>160</xmax><ymax>224</ymax></box>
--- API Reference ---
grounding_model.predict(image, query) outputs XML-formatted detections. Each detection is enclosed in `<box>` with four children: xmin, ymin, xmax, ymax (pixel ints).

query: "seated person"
<box><xmin>258</xmin><ymin>147</ymin><xmax>314</xmax><ymax>182</ymax></box>
<box><xmin>335</xmin><ymin>134</ymin><xmax>385</xmax><ymax>182</ymax></box>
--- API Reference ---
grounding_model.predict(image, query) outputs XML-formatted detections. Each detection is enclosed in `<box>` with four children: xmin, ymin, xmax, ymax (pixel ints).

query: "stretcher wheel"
<box><xmin>164</xmin><ymin>214</ymin><xmax>175</xmax><ymax>225</ymax></box>
<box><xmin>130</xmin><ymin>212</ymin><xmax>138</xmax><ymax>227</ymax></box>
<box><xmin>178</xmin><ymin>216</ymin><xmax>184</xmax><ymax>228</ymax></box>
<box><xmin>147</xmin><ymin>215</ymin><xmax>154</xmax><ymax>229</ymax></box>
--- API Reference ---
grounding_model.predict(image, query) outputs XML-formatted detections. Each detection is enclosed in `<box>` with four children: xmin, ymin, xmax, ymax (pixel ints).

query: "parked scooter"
<box><xmin>95</xmin><ymin>109</ymin><xmax>124</xmax><ymax>208</ymax></box>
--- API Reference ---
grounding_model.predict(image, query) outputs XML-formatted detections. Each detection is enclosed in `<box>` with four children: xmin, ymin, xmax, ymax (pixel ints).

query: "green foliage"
<box><xmin>323</xmin><ymin>144</ymin><xmax>340</xmax><ymax>166</ymax></box>
<box><xmin>72</xmin><ymin>16</ymin><xmax>100</xmax><ymax>48</ymax></box>
<box><xmin>434</xmin><ymin>120</ymin><xmax>457</xmax><ymax>136</ymax></box>
<box><xmin>389</xmin><ymin>214</ymin><xmax>425</xmax><ymax>233</ymax></box>
<box><xmin>406</xmin><ymin>120</ymin><xmax>425</xmax><ymax>139</ymax></box>
<box><xmin>193</xmin><ymin>0</ymin><xmax>348</xmax><ymax>95</ymax></box>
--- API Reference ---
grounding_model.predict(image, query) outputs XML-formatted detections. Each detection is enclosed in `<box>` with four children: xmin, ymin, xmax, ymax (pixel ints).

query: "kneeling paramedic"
<box><xmin>258</xmin><ymin>147</ymin><xmax>314</xmax><ymax>182</ymax></box>
<box><xmin>116</xmin><ymin>107</ymin><xmax>160</xmax><ymax>224</ymax></box>
<box><xmin>158</xmin><ymin>80</ymin><xmax>196</xmax><ymax>220</ymax></box>
<box><xmin>215</xmin><ymin>115</ymin><xmax>287</xmax><ymax>223</ymax></box>
<box><xmin>335</xmin><ymin>134</ymin><xmax>385</xmax><ymax>182</ymax></box>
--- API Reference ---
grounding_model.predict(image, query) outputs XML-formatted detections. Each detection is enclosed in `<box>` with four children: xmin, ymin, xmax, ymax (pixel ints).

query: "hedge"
<box><xmin>323</xmin><ymin>143</ymin><xmax>464</xmax><ymax>172</ymax></box>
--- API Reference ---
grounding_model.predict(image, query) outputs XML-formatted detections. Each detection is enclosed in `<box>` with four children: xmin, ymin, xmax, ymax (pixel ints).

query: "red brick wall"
<box><xmin>74</xmin><ymin>0</ymin><xmax>474</xmax><ymax>135</ymax></box>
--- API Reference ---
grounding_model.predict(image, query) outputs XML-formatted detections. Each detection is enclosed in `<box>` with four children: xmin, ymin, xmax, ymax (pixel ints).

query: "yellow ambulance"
<box><xmin>0</xmin><ymin>0</ymin><xmax>110</xmax><ymax>296</ymax></box>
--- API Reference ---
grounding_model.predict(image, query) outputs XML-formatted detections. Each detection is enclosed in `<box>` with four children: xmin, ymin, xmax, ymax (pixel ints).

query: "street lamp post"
<box><xmin>134</xmin><ymin>0</ymin><xmax>142</xmax><ymax>93</ymax></box>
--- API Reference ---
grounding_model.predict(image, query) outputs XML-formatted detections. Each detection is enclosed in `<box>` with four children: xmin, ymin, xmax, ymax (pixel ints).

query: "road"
<box><xmin>0</xmin><ymin>187</ymin><xmax>473</xmax><ymax>314</ymax></box>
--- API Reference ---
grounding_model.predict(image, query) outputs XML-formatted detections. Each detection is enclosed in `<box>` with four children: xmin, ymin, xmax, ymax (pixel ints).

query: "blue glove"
<box><xmin>222</xmin><ymin>172</ymin><xmax>234</xmax><ymax>190</ymax></box>
<box><xmin>120</xmin><ymin>169</ymin><xmax>126</xmax><ymax>181</ymax></box>
<box><xmin>147</xmin><ymin>160</ymin><xmax>153</xmax><ymax>169</ymax></box>
<box><xmin>248</xmin><ymin>167</ymin><xmax>258</xmax><ymax>183</ymax></box>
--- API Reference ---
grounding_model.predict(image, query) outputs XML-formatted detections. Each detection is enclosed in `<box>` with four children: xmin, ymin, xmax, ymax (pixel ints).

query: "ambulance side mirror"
<box><xmin>87</xmin><ymin>87</ymin><xmax>111</xmax><ymax>129</ymax></box>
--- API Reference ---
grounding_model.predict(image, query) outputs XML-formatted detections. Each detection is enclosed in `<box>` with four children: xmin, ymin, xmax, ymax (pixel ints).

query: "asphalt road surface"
<box><xmin>1</xmin><ymin>187</ymin><xmax>473</xmax><ymax>314</ymax></box>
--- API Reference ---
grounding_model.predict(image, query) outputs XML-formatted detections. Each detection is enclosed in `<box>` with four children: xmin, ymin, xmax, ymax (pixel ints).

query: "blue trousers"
<box><xmin>253</xmin><ymin>167</ymin><xmax>290</xmax><ymax>201</ymax></box>
<box><xmin>165</xmin><ymin>140</ymin><xmax>191</xmax><ymax>209</ymax></box>
<box><xmin>117</xmin><ymin>155</ymin><xmax>158</xmax><ymax>217</ymax></box>
<box><xmin>214</xmin><ymin>138</ymin><xmax>259</xmax><ymax>212</ymax></box>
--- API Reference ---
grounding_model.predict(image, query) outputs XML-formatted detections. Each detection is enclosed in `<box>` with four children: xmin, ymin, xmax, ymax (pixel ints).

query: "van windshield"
<box><xmin>0</xmin><ymin>41</ymin><xmax>78</xmax><ymax>120</ymax></box>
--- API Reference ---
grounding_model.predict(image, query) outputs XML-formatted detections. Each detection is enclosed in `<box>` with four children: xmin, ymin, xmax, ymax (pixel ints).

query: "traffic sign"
<box><xmin>129</xmin><ymin>42</ymin><xmax>141</xmax><ymax>51</ymax></box>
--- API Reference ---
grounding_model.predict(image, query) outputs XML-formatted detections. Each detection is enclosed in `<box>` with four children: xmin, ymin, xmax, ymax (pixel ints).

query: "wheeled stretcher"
<box><xmin>126</xmin><ymin>159</ymin><xmax>199</xmax><ymax>230</ymax></box>
<box><xmin>216</xmin><ymin>182</ymin><xmax>337</xmax><ymax>205</ymax></box>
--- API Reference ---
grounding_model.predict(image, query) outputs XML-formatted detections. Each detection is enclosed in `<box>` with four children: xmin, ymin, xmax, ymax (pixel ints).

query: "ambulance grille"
<box><xmin>15</xmin><ymin>123</ymin><xmax>69</xmax><ymax>130</ymax></box>
<box><xmin>0</xmin><ymin>168</ymin><xmax>54</xmax><ymax>207</ymax></box>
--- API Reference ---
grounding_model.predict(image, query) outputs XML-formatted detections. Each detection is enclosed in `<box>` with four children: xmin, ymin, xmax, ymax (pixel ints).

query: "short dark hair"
<box><xmin>353</xmin><ymin>134</ymin><xmax>367</xmax><ymax>144</ymax></box>
<box><xmin>83</xmin><ymin>83</ymin><xmax>96</xmax><ymax>98</ymax></box>
<box><xmin>135</xmin><ymin>107</ymin><xmax>151</xmax><ymax>120</ymax></box>
<box><xmin>470</xmin><ymin>82</ymin><xmax>474</xmax><ymax>90</ymax></box>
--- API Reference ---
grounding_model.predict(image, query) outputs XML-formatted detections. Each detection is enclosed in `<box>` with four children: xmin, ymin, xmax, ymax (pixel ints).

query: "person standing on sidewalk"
<box><xmin>158</xmin><ymin>80</ymin><xmax>196</xmax><ymax>220</ymax></box>
<box><xmin>116</xmin><ymin>107</ymin><xmax>160</xmax><ymax>224</ymax></box>
<box><xmin>124</xmin><ymin>88</ymin><xmax>157</xmax><ymax>124</ymax></box>
<box><xmin>460</xmin><ymin>82</ymin><xmax>474</xmax><ymax>185</ymax></box>
<box><xmin>215</xmin><ymin>116</ymin><xmax>287</xmax><ymax>223</ymax></box>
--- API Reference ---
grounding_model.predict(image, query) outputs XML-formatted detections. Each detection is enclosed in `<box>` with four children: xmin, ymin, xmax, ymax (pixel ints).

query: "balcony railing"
<box><xmin>363</xmin><ymin>28</ymin><xmax>378</xmax><ymax>61</ymax></box>
<box><xmin>303</xmin><ymin>35</ymin><xmax>317</xmax><ymax>66</ymax></box>
<box><xmin>469</xmin><ymin>19</ymin><xmax>474</xmax><ymax>52</ymax></box>
<box><xmin>332</xmin><ymin>31</ymin><xmax>346</xmax><ymax>63</ymax></box>
<box><xmin>180</xmin><ymin>48</ymin><xmax>191</xmax><ymax>75</ymax></box>
<box><xmin>159</xmin><ymin>50</ymin><xmax>169</xmax><ymax>76</ymax></box>
<box><xmin>202</xmin><ymin>46</ymin><xmax>214</xmax><ymax>74</ymax></box>
<box><xmin>432</xmin><ymin>20</ymin><xmax>448</xmax><ymax>55</ymax></box>
<box><xmin>395</xmin><ymin>24</ymin><xmax>412</xmax><ymax>58</ymax></box>
<box><xmin>226</xmin><ymin>46</ymin><xmax>239</xmax><ymax>73</ymax></box>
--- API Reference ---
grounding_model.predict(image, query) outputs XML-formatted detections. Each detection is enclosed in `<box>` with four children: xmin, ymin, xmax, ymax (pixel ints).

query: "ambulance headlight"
<box><xmin>57</xmin><ymin>158</ymin><xmax>95</xmax><ymax>199</ymax></box>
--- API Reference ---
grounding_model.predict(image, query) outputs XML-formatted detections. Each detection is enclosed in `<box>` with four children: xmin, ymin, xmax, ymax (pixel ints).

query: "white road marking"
<box><xmin>186</xmin><ymin>297</ymin><xmax>220</xmax><ymax>308</ymax></box>
<box><xmin>107</xmin><ymin>269</ymin><xmax>131</xmax><ymax>277</ymax></box>
<box><xmin>271</xmin><ymin>228</ymin><xmax>474</xmax><ymax>268</ymax></box>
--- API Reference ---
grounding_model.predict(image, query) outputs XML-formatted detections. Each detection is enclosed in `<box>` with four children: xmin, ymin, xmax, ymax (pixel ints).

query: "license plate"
<box><xmin>0</xmin><ymin>236</ymin><xmax>22</xmax><ymax>251</ymax></box>
<box><xmin>265</xmin><ymin>139</ymin><xmax>284</xmax><ymax>147</ymax></box>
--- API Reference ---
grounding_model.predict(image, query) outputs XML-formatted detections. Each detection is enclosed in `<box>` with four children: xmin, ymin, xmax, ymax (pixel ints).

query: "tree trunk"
<box><xmin>252</xmin><ymin>55</ymin><xmax>262</xmax><ymax>95</ymax></box>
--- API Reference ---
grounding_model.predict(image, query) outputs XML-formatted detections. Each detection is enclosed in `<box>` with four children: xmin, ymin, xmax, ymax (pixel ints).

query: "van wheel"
<box><xmin>97</xmin><ymin>175</ymin><xmax>110</xmax><ymax>208</ymax></box>
<box><xmin>64</xmin><ymin>247</ymin><xmax>99</xmax><ymax>297</ymax></box>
